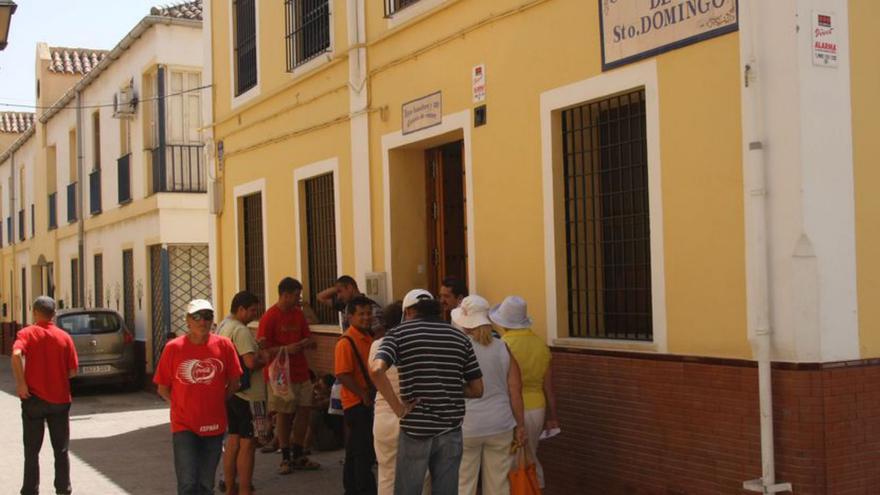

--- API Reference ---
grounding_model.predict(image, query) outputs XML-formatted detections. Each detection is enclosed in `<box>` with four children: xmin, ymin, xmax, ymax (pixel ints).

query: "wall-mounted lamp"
<box><xmin>114</xmin><ymin>282</ymin><xmax>121</xmax><ymax>311</ymax></box>
<box><xmin>136</xmin><ymin>279</ymin><xmax>143</xmax><ymax>310</ymax></box>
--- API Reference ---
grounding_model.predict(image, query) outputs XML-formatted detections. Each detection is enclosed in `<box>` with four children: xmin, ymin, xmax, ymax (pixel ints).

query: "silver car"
<box><xmin>55</xmin><ymin>309</ymin><xmax>139</xmax><ymax>388</ymax></box>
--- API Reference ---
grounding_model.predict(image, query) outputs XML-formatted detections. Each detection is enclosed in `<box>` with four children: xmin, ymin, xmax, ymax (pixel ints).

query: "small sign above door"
<box><xmin>402</xmin><ymin>91</ymin><xmax>442</xmax><ymax>135</ymax></box>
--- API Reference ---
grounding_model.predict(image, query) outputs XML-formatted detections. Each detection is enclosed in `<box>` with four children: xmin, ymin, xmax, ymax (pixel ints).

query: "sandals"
<box><xmin>278</xmin><ymin>460</ymin><xmax>293</xmax><ymax>475</ymax></box>
<box><xmin>291</xmin><ymin>456</ymin><xmax>321</xmax><ymax>471</ymax></box>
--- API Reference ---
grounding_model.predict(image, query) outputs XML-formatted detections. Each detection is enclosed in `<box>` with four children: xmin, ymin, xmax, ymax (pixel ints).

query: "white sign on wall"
<box><xmin>472</xmin><ymin>64</ymin><xmax>486</xmax><ymax>103</ymax></box>
<box><xmin>812</xmin><ymin>11</ymin><xmax>838</xmax><ymax>68</ymax></box>
<box><xmin>600</xmin><ymin>0</ymin><xmax>739</xmax><ymax>70</ymax></box>
<box><xmin>402</xmin><ymin>92</ymin><xmax>442</xmax><ymax>135</ymax></box>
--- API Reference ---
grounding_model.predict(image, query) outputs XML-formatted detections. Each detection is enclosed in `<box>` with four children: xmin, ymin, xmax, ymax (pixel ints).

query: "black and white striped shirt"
<box><xmin>375</xmin><ymin>317</ymin><xmax>482</xmax><ymax>438</ymax></box>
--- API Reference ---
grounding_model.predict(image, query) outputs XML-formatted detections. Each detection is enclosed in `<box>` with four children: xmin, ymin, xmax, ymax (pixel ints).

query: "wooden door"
<box><xmin>426</xmin><ymin>141</ymin><xmax>467</xmax><ymax>295</ymax></box>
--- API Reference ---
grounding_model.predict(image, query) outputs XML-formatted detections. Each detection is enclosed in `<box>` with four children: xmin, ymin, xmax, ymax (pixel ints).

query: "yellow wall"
<box><xmin>214</xmin><ymin>0</ymin><xmax>751</xmax><ymax>357</ymax></box>
<box><xmin>850</xmin><ymin>0</ymin><xmax>880</xmax><ymax>358</ymax></box>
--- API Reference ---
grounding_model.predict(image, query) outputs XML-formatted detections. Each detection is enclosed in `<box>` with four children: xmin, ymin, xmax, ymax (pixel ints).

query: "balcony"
<box><xmin>89</xmin><ymin>170</ymin><xmax>102</xmax><ymax>215</ymax></box>
<box><xmin>48</xmin><ymin>192</ymin><xmax>57</xmax><ymax>230</ymax></box>
<box><xmin>6</xmin><ymin>216</ymin><xmax>11</xmax><ymax>244</ymax></box>
<box><xmin>17</xmin><ymin>210</ymin><xmax>23</xmax><ymax>241</ymax></box>
<box><xmin>67</xmin><ymin>182</ymin><xmax>77</xmax><ymax>223</ymax></box>
<box><xmin>151</xmin><ymin>144</ymin><xmax>206</xmax><ymax>193</ymax></box>
<box><xmin>118</xmin><ymin>154</ymin><xmax>131</xmax><ymax>204</ymax></box>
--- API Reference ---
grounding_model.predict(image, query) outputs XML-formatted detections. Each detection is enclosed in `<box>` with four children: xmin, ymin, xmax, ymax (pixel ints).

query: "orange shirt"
<box><xmin>333</xmin><ymin>327</ymin><xmax>374</xmax><ymax>410</ymax></box>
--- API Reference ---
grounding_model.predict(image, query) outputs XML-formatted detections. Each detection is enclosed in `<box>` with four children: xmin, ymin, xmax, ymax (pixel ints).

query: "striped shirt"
<box><xmin>375</xmin><ymin>317</ymin><xmax>482</xmax><ymax>438</ymax></box>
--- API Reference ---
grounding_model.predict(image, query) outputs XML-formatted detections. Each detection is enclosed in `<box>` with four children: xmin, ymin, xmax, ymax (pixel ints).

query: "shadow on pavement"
<box><xmin>70</xmin><ymin>422</ymin><xmax>176</xmax><ymax>495</ymax></box>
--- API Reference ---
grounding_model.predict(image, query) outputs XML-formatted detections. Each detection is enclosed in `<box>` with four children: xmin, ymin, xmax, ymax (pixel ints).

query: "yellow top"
<box><xmin>502</xmin><ymin>328</ymin><xmax>551</xmax><ymax>410</ymax></box>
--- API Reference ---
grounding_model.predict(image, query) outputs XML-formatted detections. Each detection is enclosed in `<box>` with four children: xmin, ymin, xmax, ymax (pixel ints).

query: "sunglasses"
<box><xmin>190</xmin><ymin>311</ymin><xmax>214</xmax><ymax>322</ymax></box>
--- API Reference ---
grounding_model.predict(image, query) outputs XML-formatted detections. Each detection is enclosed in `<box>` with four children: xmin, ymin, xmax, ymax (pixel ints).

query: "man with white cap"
<box><xmin>490</xmin><ymin>296</ymin><xmax>559</xmax><ymax>489</ymax></box>
<box><xmin>370</xmin><ymin>289</ymin><xmax>484</xmax><ymax>495</ymax></box>
<box><xmin>154</xmin><ymin>299</ymin><xmax>243</xmax><ymax>495</ymax></box>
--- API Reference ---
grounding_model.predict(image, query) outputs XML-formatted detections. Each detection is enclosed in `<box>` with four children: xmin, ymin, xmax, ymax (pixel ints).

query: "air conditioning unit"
<box><xmin>113</xmin><ymin>86</ymin><xmax>137</xmax><ymax>119</ymax></box>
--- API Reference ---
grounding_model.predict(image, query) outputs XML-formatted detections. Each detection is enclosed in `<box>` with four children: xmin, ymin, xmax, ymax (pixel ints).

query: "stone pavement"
<box><xmin>0</xmin><ymin>358</ymin><xmax>345</xmax><ymax>494</ymax></box>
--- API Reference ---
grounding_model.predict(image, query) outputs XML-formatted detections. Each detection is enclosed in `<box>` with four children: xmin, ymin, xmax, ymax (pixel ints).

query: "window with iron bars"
<box><xmin>242</xmin><ymin>193</ymin><xmax>266</xmax><ymax>310</ymax></box>
<box><xmin>234</xmin><ymin>0</ymin><xmax>258</xmax><ymax>96</ymax></box>
<box><xmin>384</xmin><ymin>0</ymin><xmax>421</xmax><ymax>17</ymax></box>
<box><xmin>285</xmin><ymin>0</ymin><xmax>330</xmax><ymax>71</ymax></box>
<box><xmin>304</xmin><ymin>173</ymin><xmax>337</xmax><ymax>325</ymax></box>
<box><xmin>561</xmin><ymin>89</ymin><xmax>652</xmax><ymax>341</ymax></box>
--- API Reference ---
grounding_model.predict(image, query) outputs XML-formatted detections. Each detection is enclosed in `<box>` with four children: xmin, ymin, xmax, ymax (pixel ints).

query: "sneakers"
<box><xmin>278</xmin><ymin>459</ymin><xmax>293</xmax><ymax>475</ymax></box>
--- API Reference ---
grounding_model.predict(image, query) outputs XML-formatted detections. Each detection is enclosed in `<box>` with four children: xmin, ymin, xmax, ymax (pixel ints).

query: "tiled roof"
<box><xmin>150</xmin><ymin>0</ymin><xmax>203</xmax><ymax>21</ymax></box>
<box><xmin>0</xmin><ymin>112</ymin><xmax>35</xmax><ymax>134</ymax></box>
<box><xmin>47</xmin><ymin>47</ymin><xmax>109</xmax><ymax>75</ymax></box>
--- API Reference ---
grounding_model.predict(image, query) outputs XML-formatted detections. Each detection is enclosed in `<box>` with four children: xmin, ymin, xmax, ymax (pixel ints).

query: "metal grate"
<box><xmin>561</xmin><ymin>90</ymin><xmax>652</xmax><ymax>341</ymax></box>
<box><xmin>304</xmin><ymin>173</ymin><xmax>337</xmax><ymax>325</ymax></box>
<box><xmin>151</xmin><ymin>144</ymin><xmax>206</xmax><ymax>193</ymax></box>
<box><xmin>89</xmin><ymin>170</ymin><xmax>102</xmax><ymax>215</ymax></box>
<box><xmin>94</xmin><ymin>254</ymin><xmax>103</xmax><ymax>308</ymax></box>
<box><xmin>284</xmin><ymin>0</ymin><xmax>331</xmax><ymax>71</ymax></box>
<box><xmin>123</xmin><ymin>249</ymin><xmax>134</xmax><ymax>330</ymax></box>
<box><xmin>70</xmin><ymin>258</ymin><xmax>80</xmax><ymax>308</ymax></box>
<box><xmin>30</xmin><ymin>204</ymin><xmax>34</xmax><ymax>238</ymax></box>
<box><xmin>17</xmin><ymin>209</ymin><xmax>23</xmax><ymax>241</ymax></box>
<box><xmin>384</xmin><ymin>0</ymin><xmax>421</xmax><ymax>17</ymax></box>
<box><xmin>242</xmin><ymin>194</ymin><xmax>266</xmax><ymax>309</ymax></box>
<box><xmin>118</xmin><ymin>154</ymin><xmax>131</xmax><ymax>203</ymax></box>
<box><xmin>67</xmin><ymin>182</ymin><xmax>77</xmax><ymax>223</ymax></box>
<box><xmin>234</xmin><ymin>0</ymin><xmax>257</xmax><ymax>96</ymax></box>
<box><xmin>150</xmin><ymin>246</ymin><xmax>164</xmax><ymax>367</ymax></box>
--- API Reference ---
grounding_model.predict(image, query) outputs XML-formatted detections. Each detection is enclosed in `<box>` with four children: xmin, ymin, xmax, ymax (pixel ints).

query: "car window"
<box><xmin>57</xmin><ymin>313</ymin><xmax>122</xmax><ymax>335</ymax></box>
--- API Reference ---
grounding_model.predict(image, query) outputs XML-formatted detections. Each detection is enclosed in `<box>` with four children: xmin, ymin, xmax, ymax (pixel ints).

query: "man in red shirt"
<box><xmin>12</xmin><ymin>296</ymin><xmax>78</xmax><ymax>495</ymax></box>
<box><xmin>154</xmin><ymin>299</ymin><xmax>242</xmax><ymax>495</ymax></box>
<box><xmin>258</xmin><ymin>277</ymin><xmax>320</xmax><ymax>474</ymax></box>
<box><xmin>334</xmin><ymin>296</ymin><xmax>377</xmax><ymax>495</ymax></box>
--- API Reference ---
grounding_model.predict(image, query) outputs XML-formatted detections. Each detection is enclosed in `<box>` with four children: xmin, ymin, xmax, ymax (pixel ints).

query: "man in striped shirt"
<box><xmin>370</xmin><ymin>289</ymin><xmax>484</xmax><ymax>495</ymax></box>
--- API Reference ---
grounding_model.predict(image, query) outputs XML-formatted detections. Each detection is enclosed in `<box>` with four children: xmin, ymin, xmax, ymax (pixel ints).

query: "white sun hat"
<box><xmin>451</xmin><ymin>295</ymin><xmax>492</xmax><ymax>330</ymax></box>
<box><xmin>488</xmin><ymin>296</ymin><xmax>533</xmax><ymax>329</ymax></box>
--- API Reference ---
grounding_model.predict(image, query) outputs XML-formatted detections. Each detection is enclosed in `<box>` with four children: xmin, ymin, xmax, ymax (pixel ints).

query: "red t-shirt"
<box><xmin>258</xmin><ymin>304</ymin><xmax>312</xmax><ymax>383</ymax></box>
<box><xmin>13</xmin><ymin>322</ymin><xmax>78</xmax><ymax>404</ymax></box>
<box><xmin>153</xmin><ymin>334</ymin><xmax>242</xmax><ymax>436</ymax></box>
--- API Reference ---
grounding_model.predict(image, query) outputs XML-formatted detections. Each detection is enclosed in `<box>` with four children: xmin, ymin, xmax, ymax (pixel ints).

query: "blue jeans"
<box><xmin>172</xmin><ymin>431</ymin><xmax>223</xmax><ymax>495</ymax></box>
<box><xmin>394</xmin><ymin>428</ymin><xmax>462</xmax><ymax>495</ymax></box>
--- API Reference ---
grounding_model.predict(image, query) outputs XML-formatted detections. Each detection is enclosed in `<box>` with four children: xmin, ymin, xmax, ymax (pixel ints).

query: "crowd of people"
<box><xmin>9</xmin><ymin>275</ymin><xmax>559</xmax><ymax>495</ymax></box>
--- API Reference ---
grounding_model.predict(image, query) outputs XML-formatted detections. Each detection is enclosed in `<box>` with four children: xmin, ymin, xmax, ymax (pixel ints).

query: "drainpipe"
<box><xmin>740</xmin><ymin>0</ymin><xmax>791</xmax><ymax>493</ymax></box>
<box><xmin>10</xmin><ymin>148</ymin><xmax>15</xmax><ymax>324</ymax></box>
<box><xmin>76</xmin><ymin>90</ymin><xmax>85</xmax><ymax>309</ymax></box>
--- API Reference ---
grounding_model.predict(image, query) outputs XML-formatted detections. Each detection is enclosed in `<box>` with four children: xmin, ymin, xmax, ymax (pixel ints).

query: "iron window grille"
<box><xmin>234</xmin><ymin>0</ymin><xmax>258</xmax><ymax>96</ymax></box>
<box><xmin>384</xmin><ymin>0</ymin><xmax>421</xmax><ymax>17</ymax></box>
<box><xmin>242</xmin><ymin>193</ymin><xmax>266</xmax><ymax>309</ymax></box>
<box><xmin>67</xmin><ymin>182</ymin><xmax>77</xmax><ymax>223</ymax></box>
<box><xmin>48</xmin><ymin>193</ymin><xmax>57</xmax><ymax>229</ymax></box>
<box><xmin>30</xmin><ymin>204</ymin><xmax>34</xmax><ymax>238</ymax></box>
<box><xmin>123</xmin><ymin>249</ymin><xmax>135</xmax><ymax>330</ymax></box>
<box><xmin>304</xmin><ymin>173</ymin><xmax>337</xmax><ymax>325</ymax></box>
<box><xmin>17</xmin><ymin>209</ymin><xmax>23</xmax><ymax>241</ymax></box>
<box><xmin>118</xmin><ymin>154</ymin><xmax>131</xmax><ymax>204</ymax></box>
<box><xmin>561</xmin><ymin>89</ymin><xmax>653</xmax><ymax>341</ymax></box>
<box><xmin>285</xmin><ymin>0</ymin><xmax>331</xmax><ymax>71</ymax></box>
<box><xmin>94</xmin><ymin>254</ymin><xmax>103</xmax><ymax>308</ymax></box>
<box><xmin>71</xmin><ymin>258</ymin><xmax>80</xmax><ymax>308</ymax></box>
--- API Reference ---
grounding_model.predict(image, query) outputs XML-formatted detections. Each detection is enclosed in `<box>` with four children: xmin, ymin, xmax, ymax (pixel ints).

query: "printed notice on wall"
<box><xmin>600</xmin><ymin>0</ymin><xmax>738</xmax><ymax>70</ymax></box>
<box><xmin>472</xmin><ymin>64</ymin><xmax>486</xmax><ymax>103</ymax></box>
<box><xmin>812</xmin><ymin>11</ymin><xmax>838</xmax><ymax>68</ymax></box>
<box><xmin>402</xmin><ymin>92</ymin><xmax>442</xmax><ymax>135</ymax></box>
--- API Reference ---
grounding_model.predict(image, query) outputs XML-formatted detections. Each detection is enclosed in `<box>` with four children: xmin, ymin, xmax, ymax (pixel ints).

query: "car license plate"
<box><xmin>80</xmin><ymin>365</ymin><xmax>112</xmax><ymax>375</ymax></box>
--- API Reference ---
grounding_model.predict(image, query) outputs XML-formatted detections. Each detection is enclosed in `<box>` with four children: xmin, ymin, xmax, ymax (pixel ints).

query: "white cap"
<box><xmin>488</xmin><ymin>296</ymin><xmax>532</xmax><ymax>329</ymax></box>
<box><xmin>402</xmin><ymin>289</ymin><xmax>433</xmax><ymax>310</ymax></box>
<box><xmin>451</xmin><ymin>295</ymin><xmax>492</xmax><ymax>330</ymax></box>
<box><xmin>185</xmin><ymin>299</ymin><xmax>214</xmax><ymax>315</ymax></box>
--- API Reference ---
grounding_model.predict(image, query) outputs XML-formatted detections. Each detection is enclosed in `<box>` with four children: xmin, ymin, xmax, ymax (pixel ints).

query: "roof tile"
<box><xmin>47</xmin><ymin>47</ymin><xmax>109</xmax><ymax>75</ymax></box>
<box><xmin>150</xmin><ymin>0</ymin><xmax>203</xmax><ymax>21</ymax></box>
<box><xmin>0</xmin><ymin>112</ymin><xmax>35</xmax><ymax>134</ymax></box>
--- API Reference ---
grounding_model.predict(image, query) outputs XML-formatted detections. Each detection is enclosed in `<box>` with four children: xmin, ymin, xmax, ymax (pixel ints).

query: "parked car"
<box><xmin>55</xmin><ymin>308</ymin><xmax>140</xmax><ymax>389</ymax></box>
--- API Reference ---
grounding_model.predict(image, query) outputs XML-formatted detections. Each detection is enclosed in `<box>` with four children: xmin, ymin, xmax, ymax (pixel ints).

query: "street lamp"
<box><xmin>0</xmin><ymin>1</ymin><xmax>17</xmax><ymax>51</ymax></box>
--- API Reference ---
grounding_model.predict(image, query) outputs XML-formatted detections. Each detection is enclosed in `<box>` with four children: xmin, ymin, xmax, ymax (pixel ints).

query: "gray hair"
<box><xmin>33</xmin><ymin>296</ymin><xmax>56</xmax><ymax>316</ymax></box>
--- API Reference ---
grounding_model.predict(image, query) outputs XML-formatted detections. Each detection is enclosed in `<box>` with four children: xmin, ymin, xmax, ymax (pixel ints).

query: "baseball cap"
<box><xmin>185</xmin><ymin>299</ymin><xmax>214</xmax><ymax>315</ymax></box>
<box><xmin>402</xmin><ymin>289</ymin><xmax>433</xmax><ymax>310</ymax></box>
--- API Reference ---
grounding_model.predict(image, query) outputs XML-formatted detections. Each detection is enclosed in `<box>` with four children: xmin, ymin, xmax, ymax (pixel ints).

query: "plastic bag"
<box><xmin>509</xmin><ymin>444</ymin><xmax>542</xmax><ymax>495</ymax></box>
<box><xmin>328</xmin><ymin>379</ymin><xmax>344</xmax><ymax>416</ymax></box>
<box><xmin>268</xmin><ymin>346</ymin><xmax>294</xmax><ymax>400</ymax></box>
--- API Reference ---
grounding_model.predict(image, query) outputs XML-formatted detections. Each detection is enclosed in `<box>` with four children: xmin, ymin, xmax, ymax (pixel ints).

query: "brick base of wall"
<box><xmin>306</xmin><ymin>331</ymin><xmax>340</xmax><ymax>376</ymax></box>
<box><xmin>540</xmin><ymin>348</ymin><xmax>880</xmax><ymax>495</ymax></box>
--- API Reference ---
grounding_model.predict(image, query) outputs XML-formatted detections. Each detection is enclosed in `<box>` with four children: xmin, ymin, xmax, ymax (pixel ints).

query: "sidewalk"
<box><xmin>0</xmin><ymin>358</ymin><xmax>345</xmax><ymax>494</ymax></box>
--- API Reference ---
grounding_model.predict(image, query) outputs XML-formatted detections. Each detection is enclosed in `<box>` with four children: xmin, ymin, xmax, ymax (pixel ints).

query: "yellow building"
<box><xmin>207</xmin><ymin>0</ymin><xmax>880</xmax><ymax>492</ymax></box>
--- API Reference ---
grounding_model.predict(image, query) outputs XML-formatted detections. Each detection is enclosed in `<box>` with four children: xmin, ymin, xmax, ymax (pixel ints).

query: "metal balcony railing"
<box><xmin>151</xmin><ymin>144</ymin><xmax>206</xmax><ymax>193</ymax></box>
<box><xmin>17</xmin><ymin>210</ymin><xmax>23</xmax><ymax>241</ymax></box>
<box><xmin>89</xmin><ymin>170</ymin><xmax>102</xmax><ymax>215</ymax></box>
<box><xmin>118</xmin><ymin>154</ymin><xmax>131</xmax><ymax>204</ymax></box>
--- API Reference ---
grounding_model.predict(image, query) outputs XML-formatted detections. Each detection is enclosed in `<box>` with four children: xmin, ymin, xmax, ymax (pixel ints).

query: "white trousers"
<box><xmin>524</xmin><ymin>408</ymin><xmax>545</xmax><ymax>488</ymax></box>
<box><xmin>459</xmin><ymin>429</ymin><xmax>514</xmax><ymax>495</ymax></box>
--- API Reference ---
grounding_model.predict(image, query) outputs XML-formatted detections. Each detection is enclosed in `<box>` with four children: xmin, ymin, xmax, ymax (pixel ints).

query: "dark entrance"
<box><xmin>425</xmin><ymin>140</ymin><xmax>466</xmax><ymax>295</ymax></box>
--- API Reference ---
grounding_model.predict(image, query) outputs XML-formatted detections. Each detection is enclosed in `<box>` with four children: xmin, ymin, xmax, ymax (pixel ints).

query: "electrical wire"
<box><xmin>0</xmin><ymin>84</ymin><xmax>214</xmax><ymax>111</ymax></box>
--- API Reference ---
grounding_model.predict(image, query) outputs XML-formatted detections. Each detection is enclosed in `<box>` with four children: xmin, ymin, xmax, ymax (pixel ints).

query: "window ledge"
<box><xmin>288</xmin><ymin>51</ymin><xmax>333</xmax><ymax>80</ymax></box>
<box><xmin>552</xmin><ymin>337</ymin><xmax>658</xmax><ymax>353</ymax></box>
<box><xmin>387</xmin><ymin>0</ymin><xmax>449</xmax><ymax>29</ymax></box>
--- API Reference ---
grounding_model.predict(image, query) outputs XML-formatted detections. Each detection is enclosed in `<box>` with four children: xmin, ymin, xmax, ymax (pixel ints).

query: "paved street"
<box><xmin>0</xmin><ymin>359</ymin><xmax>345</xmax><ymax>494</ymax></box>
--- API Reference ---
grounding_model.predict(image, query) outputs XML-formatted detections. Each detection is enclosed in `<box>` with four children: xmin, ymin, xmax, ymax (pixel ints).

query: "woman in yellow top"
<box><xmin>490</xmin><ymin>296</ymin><xmax>559</xmax><ymax>489</ymax></box>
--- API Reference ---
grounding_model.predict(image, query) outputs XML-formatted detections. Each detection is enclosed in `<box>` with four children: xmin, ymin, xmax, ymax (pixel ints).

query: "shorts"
<box><xmin>268</xmin><ymin>379</ymin><xmax>314</xmax><ymax>414</ymax></box>
<box><xmin>226</xmin><ymin>395</ymin><xmax>255</xmax><ymax>438</ymax></box>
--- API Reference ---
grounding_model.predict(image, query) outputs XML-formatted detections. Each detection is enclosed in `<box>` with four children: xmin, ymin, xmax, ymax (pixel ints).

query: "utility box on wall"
<box><xmin>364</xmin><ymin>272</ymin><xmax>388</xmax><ymax>306</ymax></box>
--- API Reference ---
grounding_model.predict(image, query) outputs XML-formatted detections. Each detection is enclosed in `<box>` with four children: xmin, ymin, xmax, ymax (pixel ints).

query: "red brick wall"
<box><xmin>541</xmin><ymin>348</ymin><xmax>880</xmax><ymax>495</ymax></box>
<box><xmin>305</xmin><ymin>331</ymin><xmax>340</xmax><ymax>376</ymax></box>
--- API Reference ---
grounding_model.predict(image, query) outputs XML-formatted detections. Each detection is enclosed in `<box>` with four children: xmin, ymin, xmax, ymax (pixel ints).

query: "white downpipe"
<box><xmin>740</xmin><ymin>0</ymin><xmax>790</xmax><ymax>493</ymax></box>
